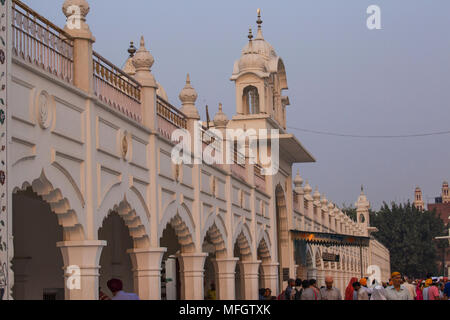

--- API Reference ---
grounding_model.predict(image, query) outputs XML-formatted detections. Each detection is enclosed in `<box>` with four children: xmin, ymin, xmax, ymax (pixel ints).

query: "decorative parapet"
<box><xmin>93</xmin><ymin>51</ymin><xmax>142</xmax><ymax>122</ymax></box>
<box><xmin>12</xmin><ymin>0</ymin><xmax>74</xmax><ymax>83</ymax></box>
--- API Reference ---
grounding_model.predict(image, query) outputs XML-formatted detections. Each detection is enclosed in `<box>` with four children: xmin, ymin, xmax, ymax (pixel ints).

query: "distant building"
<box><xmin>414</xmin><ymin>182</ymin><xmax>450</xmax><ymax>276</ymax></box>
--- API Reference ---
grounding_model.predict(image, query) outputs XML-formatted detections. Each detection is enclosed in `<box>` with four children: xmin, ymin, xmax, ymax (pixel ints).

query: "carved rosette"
<box><xmin>36</xmin><ymin>91</ymin><xmax>52</xmax><ymax>129</ymax></box>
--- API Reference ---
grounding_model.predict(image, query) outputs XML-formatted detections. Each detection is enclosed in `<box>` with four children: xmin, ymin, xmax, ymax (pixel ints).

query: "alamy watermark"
<box><xmin>65</xmin><ymin>5</ymin><xmax>82</xmax><ymax>30</ymax></box>
<box><xmin>171</xmin><ymin>121</ymin><xmax>280</xmax><ymax>176</ymax></box>
<box><xmin>66</xmin><ymin>265</ymin><xmax>81</xmax><ymax>290</ymax></box>
<box><xmin>367</xmin><ymin>5</ymin><xmax>382</xmax><ymax>30</ymax></box>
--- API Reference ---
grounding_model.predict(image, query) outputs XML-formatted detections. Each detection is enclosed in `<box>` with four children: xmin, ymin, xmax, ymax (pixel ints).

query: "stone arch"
<box><xmin>101</xmin><ymin>197</ymin><xmax>150</xmax><ymax>249</ymax></box>
<box><xmin>97</xmin><ymin>182</ymin><xmax>150</xmax><ymax>234</ymax></box>
<box><xmin>256</xmin><ymin>229</ymin><xmax>272</xmax><ymax>263</ymax></box>
<box><xmin>233</xmin><ymin>222</ymin><xmax>253</xmax><ymax>261</ymax></box>
<box><xmin>202</xmin><ymin>218</ymin><xmax>227</xmax><ymax>259</ymax></box>
<box><xmin>159</xmin><ymin>201</ymin><xmax>196</xmax><ymax>253</ymax></box>
<box><xmin>276</xmin><ymin>58</ymin><xmax>288</xmax><ymax>90</ymax></box>
<box><xmin>242</xmin><ymin>85</ymin><xmax>260</xmax><ymax>114</ymax></box>
<box><xmin>12</xmin><ymin>170</ymin><xmax>85</xmax><ymax>241</ymax></box>
<box><xmin>257</xmin><ymin>238</ymin><xmax>271</xmax><ymax>264</ymax></box>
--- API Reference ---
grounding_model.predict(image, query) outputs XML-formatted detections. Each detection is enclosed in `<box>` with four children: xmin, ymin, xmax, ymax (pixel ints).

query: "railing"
<box><xmin>12</xmin><ymin>0</ymin><xmax>74</xmax><ymax>83</ymax></box>
<box><xmin>93</xmin><ymin>51</ymin><xmax>142</xmax><ymax>122</ymax></box>
<box><xmin>157</xmin><ymin>96</ymin><xmax>187</xmax><ymax>139</ymax></box>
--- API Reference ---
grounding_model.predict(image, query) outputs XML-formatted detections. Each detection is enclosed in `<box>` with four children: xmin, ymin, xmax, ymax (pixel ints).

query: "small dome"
<box><xmin>321</xmin><ymin>195</ymin><xmax>328</xmax><ymax>206</ymax></box>
<box><xmin>213</xmin><ymin>103</ymin><xmax>229</xmax><ymax>128</ymax></box>
<box><xmin>328</xmin><ymin>202</ymin><xmax>335</xmax><ymax>210</ymax></box>
<box><xmin>313</xmin><ymin>188</ymin><xmax>321</xmax><ymax>201</ymax></box>
<box><xmin>123</xmin><ymin>57</ymin><xmax>136</xmax><ymax>76</ymax></box>
<box><xmin>179</xmin><ymin>73</ymin><xmax>198</xmax><ymax>105</ymax></box>
<box><xmin>304</xmin><ymin>181</ymin><xmax>312</xmax><ymax>194</ymax></box>
<box><xmin>294</xmin><ymin>170</ymin><xmax>303</xmax><ymax>186</ymax></box>
<box><xmin>132</xmin><ymin>36</ymin><xmax>154</xmax><ymax>71</ymax></box>
<box><xmin>241</xmin><ymin>33</ymin><xmax>277</xmax><ymax>60</ymax></box>
<box><xmin>238</xmin><ymin>50</ymin><xmax>266</xmax><ymax>73</ymax></box>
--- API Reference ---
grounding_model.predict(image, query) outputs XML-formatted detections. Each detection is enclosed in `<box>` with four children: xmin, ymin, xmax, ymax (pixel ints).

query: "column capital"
<box><xmin>57</xmin><ymin>240</ymin><xmax>106</xmax><ymax>300</ymax></box>
<box><xmin>127</xmin><ymin>247</ymin><xmax>167</xmax><ymax>300</ymax></box>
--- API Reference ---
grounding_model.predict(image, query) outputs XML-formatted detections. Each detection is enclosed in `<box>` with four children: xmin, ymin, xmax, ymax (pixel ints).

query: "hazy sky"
<box><xmin>25</xmin><ymin>0</ymin><xmax>450</xmax><ymax>210</ymax></box>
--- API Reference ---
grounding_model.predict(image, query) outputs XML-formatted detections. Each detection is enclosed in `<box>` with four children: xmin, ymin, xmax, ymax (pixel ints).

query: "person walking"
<box><xmin>284</xmin><ymin>279</ymin><xmax>296</xmax><ymax>300</ymax></box>
<box><xmin>309</xmin><ymin>279</ymin><xmax>322</xmax><ymax>300</ymax></box>
<box><xmin>353</xmin><ymin>281</ymin><xmax>369</xmax><ymax>300</ymax></box>
<box><xmin>107</xmin><ymin>278</ymin><xmax>140</xmax><ymax>300</ymax></box>
<box><xmin>320</xmin><ymin>276</ymin><xmax>342</xmax><ymax>300</ymax></box>
<box><xmin>443</xmin><ymin>278</ymin><xmax>450</xmax><ymax>300</ymax></box>
<box><xmin>300</xmin><ymin>279</ymin><xmax>318</xmax><ymax>300</ymax></box>
<box><xmin>359</xmin><ymin>278</ymin><xmax>371</xmax><ymax>299</ymax></box>
<box><xmin>370</xmin><ymin>285</ymin><xmax>387</xmax><ymax>300</ymax></box>
<box><xmin>384</xmin><ymin>272</ymin><xmax>412</xmax><ymax>300</ymax></box>
<box><xmin>415</xmin><ymin>280</ymin><xmax>424</xmax><ymax>300</ymax></box>
<box><xmin>428</xmin><ymin>279</ymin><xmax>440</xmax><ymax>300</ymax></box>
<box><xmin>402</xmin><ymin>276</ymin><xmax>417</xmax><ymax>300</ymax></box>
<box><xmin>423</xmin><ymin>278</ymin><xmax>432</xmax><ymax>300</ymax></box>
<box><xmin>294</xmin><ymin>278</ymin><xmax>303</xmax><ymax>300</ymax></box>
<box><xmin>345</xmin><ymin>277</ymin><xmax>358</xmax><ymax>300</ymax></box>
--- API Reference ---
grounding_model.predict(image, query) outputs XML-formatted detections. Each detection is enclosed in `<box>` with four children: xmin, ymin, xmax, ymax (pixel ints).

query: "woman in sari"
<box><xmin>415</xmin><ymin>280</ymin><xmax>423</xmax><ymax>300</ymax></box>
<box><xmin>345</xmin><ymin>277</ymin><xmax>359</xmax><ymax>300</ymax></box>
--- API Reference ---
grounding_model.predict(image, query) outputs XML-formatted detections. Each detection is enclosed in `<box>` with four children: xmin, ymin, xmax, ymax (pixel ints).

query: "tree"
<box><xmin>369</xmin><ymin>202</ymin><xmax>446</xmax><ymax>278</ymax></box>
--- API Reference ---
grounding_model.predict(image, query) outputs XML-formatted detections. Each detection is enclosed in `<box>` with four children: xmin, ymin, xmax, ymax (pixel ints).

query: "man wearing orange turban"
<box><xmin>384</xmin><ymin>272</ymin><xmax>412</xmax><ymax>300</ymax></box>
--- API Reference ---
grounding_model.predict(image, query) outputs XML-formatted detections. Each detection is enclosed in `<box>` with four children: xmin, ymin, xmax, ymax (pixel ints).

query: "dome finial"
<box><xmin>186</xmin><ymin>73</ymin><xmax>191</xmax><ymax>85</ymax></box>
<box><xmin>257</xmin><ymin>8</ymin><xmax>262</xmax><ymax>29</ymax></box>
<box><xmin>128</xmin><ymin>41</ymin><xmax>136</xmax><ymax>57</ymax></box>
<box><xmin>248</xmin><ymin>27</ymin><xmax>253</xmax><ymax>41</ymax></box>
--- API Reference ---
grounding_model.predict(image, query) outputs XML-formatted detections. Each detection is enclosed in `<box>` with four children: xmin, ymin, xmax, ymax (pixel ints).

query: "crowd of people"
<box><xmin>269</xmin><ymin>272</ymin><xmax>450</xmax><ymax>300</ymax></box>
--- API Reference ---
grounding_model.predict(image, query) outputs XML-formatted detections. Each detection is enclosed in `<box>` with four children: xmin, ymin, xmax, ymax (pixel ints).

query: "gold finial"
<box><xmin>128</xmin><ymin>41</ymin><xmax>136</xmax><ymax>57</ymax></box>
<box><xmin>186</xmin><ymin>73</ymin><xmax>191</xmax><ymax>85</ymax></box>
<box><xmin>257</xmin><ymin>8</ymin><xmax>262</xmax><ymax>29</ymax></box>
<box><xmin>140</xmin><ymin>35</ymin><xmax>145</xmax><ymax>48</ymax></box>
<box><xmin>248</xmin><ymin>27</ymin><xmax>253</xmax><ymax>41</ymax></box>
<box><xmin>219</xmin><ymin>103</ymin><xmax>223</xmax><ymax>112</ymax></box>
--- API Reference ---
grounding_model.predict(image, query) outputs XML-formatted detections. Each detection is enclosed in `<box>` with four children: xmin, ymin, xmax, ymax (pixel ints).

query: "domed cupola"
<box><xmin>237</xmin><ymin>28</ymin><xmax>267</xmax><ymax>75</ymax></box>
<box><xmin>241</xmin><ymin>10</ymin><xmax>277</xmax><ymax>61</ymax></box>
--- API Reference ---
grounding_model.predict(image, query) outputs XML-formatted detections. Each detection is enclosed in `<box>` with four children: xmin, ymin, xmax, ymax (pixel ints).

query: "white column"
<box><xmin>240</xmin><ymin>260</ymin><xmax>261</xmax><ymax>300</ymax></box>
<box><xmin>177</xmin><ymin>253</ymin><xmax>207</xmax><ymax>300</ymax></box>
<box><xmin>260</xmin><ymin>262</ymin><xmax>279</xmax><ymax>295</ymax></box>
<box><xmin>57</xmin><ymin>240</ymin><xmax>106</xmax><ymax>300</ymax></box>
<box><xmin>127</xmin><ymin>248</ymin><xmax>167</xmax><ymax>300</ymax></box>
<box><xmin>212</xmin><ymin>258</ymin><xmax>238</xmax><ymax>300</ymax></box>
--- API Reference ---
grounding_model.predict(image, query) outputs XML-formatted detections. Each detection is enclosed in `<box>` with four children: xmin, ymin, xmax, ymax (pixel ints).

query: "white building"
<box><xmin>0</xmin><ymin>0</ymin><xmax>390</xmax><ymax>300</ymax></box>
